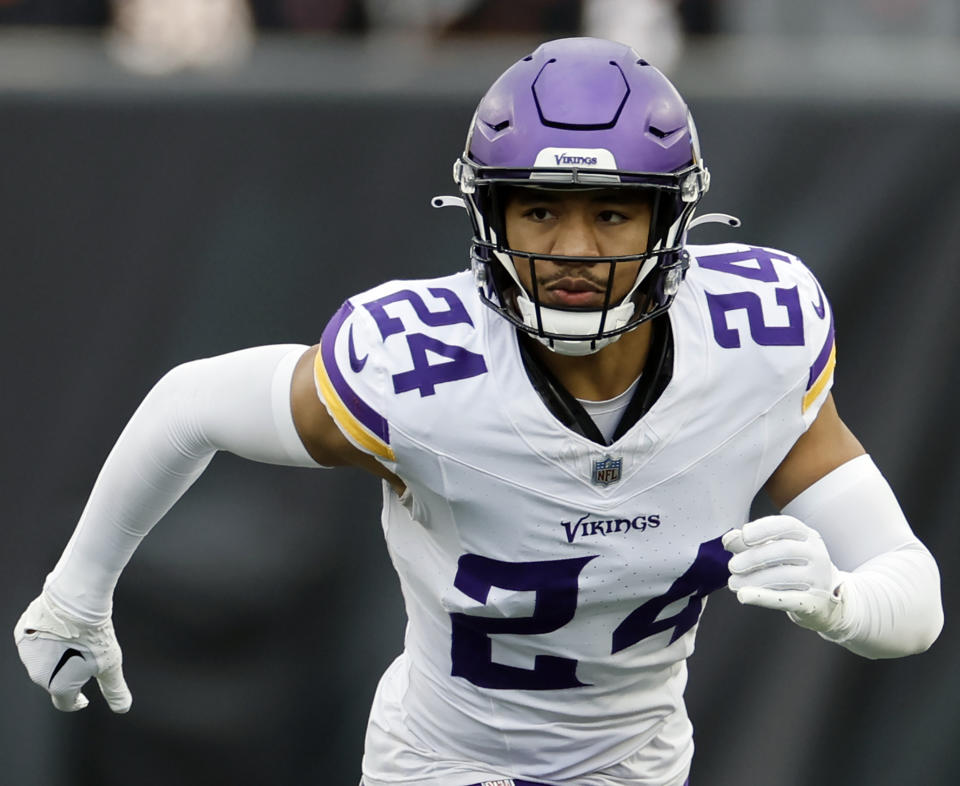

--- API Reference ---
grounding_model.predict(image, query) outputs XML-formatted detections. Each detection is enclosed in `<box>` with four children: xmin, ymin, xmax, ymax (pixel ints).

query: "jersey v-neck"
<box><xmin>516</xmin><ymin>315</ymin><xmax>675</xmax><ymax>446</ymax></box>
<box><xmin>577</xmin><ymin>375</ymin><xmax>642</xmax><ymax>444</ymax></box>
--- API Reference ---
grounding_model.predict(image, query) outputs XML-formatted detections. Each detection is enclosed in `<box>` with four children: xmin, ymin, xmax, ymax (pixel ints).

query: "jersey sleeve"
<box><xmin>314</xmin><ymin>297</ymin><xmax>397</xmax><ymax>468</ymax></box>
<box><xmin>686</xmin><ymin>242</ymin><xmax>837</xmax><ymax>434</ymax></box>
<box><xmin>795</xmin><ymin>261</ymin><xmax>836</xmax><ymax>428</ymax></box>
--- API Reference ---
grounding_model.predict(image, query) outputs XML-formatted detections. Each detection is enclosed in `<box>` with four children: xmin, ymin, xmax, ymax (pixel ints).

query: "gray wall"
<box><xmin>2</xmin><ymin>35</ymin><xmax>958</xmax><ymax>786</ymax></box>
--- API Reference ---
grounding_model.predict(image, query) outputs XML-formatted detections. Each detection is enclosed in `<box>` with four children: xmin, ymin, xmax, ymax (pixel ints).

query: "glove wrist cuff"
<box><xmin>804</xmin><ymin>569</ymin><xmax>857</xmax><ymax>642</ymax></box>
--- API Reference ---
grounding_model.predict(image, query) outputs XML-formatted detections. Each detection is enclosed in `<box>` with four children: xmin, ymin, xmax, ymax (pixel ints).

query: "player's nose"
<box><xmin>550</xmin><ymin>212</ymin><xmax>600</xmax><ymax>259</ymax></box>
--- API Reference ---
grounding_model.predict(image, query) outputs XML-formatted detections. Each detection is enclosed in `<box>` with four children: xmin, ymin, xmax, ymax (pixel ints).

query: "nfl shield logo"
<box><xmin>592</xmin><ymin>455</ymin><xmax>623</xmax><ymax>486</ymax></box>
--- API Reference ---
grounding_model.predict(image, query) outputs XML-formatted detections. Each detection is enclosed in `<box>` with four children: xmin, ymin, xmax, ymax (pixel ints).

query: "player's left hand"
<box><xmin>722</xmin><ymin>515</ymin><xmax>844</xmax><ymax>635</ymax></box>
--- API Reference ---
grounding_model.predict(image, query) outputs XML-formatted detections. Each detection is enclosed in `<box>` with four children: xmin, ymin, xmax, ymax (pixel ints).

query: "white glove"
<box><xmin>14</xmin><ymin>592</ymin><xmax>132</xmax><ymax>713</ymax></box>
<box><xmin>723</xmin><ymin>515</ymin><xmax>846</xmax><ymax>636</ymax></box>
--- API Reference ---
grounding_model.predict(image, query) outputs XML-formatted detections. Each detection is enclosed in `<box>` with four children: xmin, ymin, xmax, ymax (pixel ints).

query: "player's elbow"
<box><xmin>900</xmin><ymin>550</ymin><xmax>945</xmax><ymax>657</ymax></box>
<box><xmin>842</xmin><ymin>543</ymin><xmax>943</xmax><ymax>660</ymax></box>
<box><xmin>903</xmin><ymin>596</ymin><xmax>944</xmax><ymax>657</ymax></box>
<box><xmin>149</xmin><ymin>360</ymin><xmax>208</xmax><ymax>415</ymax></box>
<box><xmin>140</xmin><ymin>360</ymin><xmax>217</xmax><ymax>460</ymax></box>
<box><xmin>859</xmin><ymin>612</ymin><xmax>942</xmax><ymax>660</ymax></box>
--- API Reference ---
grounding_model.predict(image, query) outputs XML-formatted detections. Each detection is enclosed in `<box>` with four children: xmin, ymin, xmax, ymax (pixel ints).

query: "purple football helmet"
<box><xmin>455</xmin><ymin>37</ymin><xmax>710</xmax><ymax>355</ymax></box>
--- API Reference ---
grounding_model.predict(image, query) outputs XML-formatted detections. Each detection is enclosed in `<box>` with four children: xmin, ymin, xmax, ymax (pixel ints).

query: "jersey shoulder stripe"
<box><xmin>316</xmin><ymin>300</ymin><xmax>396</xmax><ymax>462</ymax></box>
<box><xmin>803</xmin><ymin>303</ymin><xmax>835</xmax><ymax>413</ymax></box>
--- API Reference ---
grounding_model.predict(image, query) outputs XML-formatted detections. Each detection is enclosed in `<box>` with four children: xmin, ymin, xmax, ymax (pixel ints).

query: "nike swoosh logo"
<box><xmin>48</xmin><ymin>648</ymin><xmax>85</xmax><ymax>688</ymax></box>
<box><xmin>347</xmin><ymin>325</ymin><xmax>368</xmax><ymax>372</ymax></box>
<box><xmin>812</xmin><ymin>284</ymin><xmax>826</xmax><ymax>319</ymax></box>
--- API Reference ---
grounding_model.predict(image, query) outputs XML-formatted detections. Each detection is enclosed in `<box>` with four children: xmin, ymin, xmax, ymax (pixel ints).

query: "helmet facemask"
<box><xmin>461</xmin><ymin>161</ymin><xmax>706</xmax><ymax>356</ymax></box>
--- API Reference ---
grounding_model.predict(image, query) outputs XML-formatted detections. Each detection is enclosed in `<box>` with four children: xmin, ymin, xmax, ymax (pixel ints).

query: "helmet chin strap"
<box><xmin>493</xmin><ymin>240</ymin><xmax>659</xmax><ymax>356</ymax></box>
<box><xmin>515</xmin><ymin>293</ymin><xmax>637</xmax><ymax>356</ymax></box>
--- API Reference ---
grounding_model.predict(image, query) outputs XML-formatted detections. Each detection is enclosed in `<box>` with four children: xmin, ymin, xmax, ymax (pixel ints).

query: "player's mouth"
<box><xmin>544</xmin><ymin>277</ymin><xmax>607</xmax><ymax>307</ymax></box>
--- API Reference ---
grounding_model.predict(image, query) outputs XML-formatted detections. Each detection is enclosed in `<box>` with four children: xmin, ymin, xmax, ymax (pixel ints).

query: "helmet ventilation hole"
<box><xmin>637</xmin><ymin>58</ymin><xmax>649</xmax><ymax>66</ymax></box>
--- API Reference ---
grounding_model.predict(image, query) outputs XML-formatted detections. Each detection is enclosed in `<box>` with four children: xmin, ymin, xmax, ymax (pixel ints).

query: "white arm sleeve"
<box><xmin>782</xmin><ymin>454</ymin><xmax>943</xmax><ymax>659</ymax></box>
<box><xmin>45</xmin><ymin>344</ymin><xmax>322</xmax><ymax>623</ymax></box>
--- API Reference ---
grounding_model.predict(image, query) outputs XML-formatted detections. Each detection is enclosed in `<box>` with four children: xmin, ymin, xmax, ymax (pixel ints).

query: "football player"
<box><xmin>14</xmin><ymin>38</ymin><xmax>942</xmax><ymax>786</ymax></box>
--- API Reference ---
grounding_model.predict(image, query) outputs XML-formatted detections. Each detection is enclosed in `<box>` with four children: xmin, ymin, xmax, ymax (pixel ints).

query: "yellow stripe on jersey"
<box><xmin>802</xmin><ymin>343</ymin><xmax>836</xmax><ymax>413</ymax></box>
<box><xmin>314</xmin><ymin>350</ymin><xmax>396</xmax><ymax>462</ymax></box>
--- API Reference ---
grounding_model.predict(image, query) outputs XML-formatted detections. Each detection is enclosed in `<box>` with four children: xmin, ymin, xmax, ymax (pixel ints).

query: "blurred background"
<box><xmin>1</xmin><ymin>1</ymin><xmax>958</xmax><ymax>784</ymax></box>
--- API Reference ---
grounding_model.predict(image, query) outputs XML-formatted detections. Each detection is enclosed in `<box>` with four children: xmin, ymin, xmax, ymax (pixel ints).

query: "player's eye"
<box><xmin>598</xmin><ymin>210</ymin><xmax>628</xmax><ymax>224</ymax></box>
<box><xmin>523</xmin><ymin>206</ymin><xmax>555</xmax><ymax>221</ymax></box>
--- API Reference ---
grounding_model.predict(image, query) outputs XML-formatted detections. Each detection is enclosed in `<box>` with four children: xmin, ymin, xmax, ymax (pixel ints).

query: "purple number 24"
<box><xmin>363</xmin><ymin>288</ymin><xmax>487</xmax><ymax>397</ymax></box>
<box><xmin>450</xmin><ymin>538</ymin><xmax>730</xmax><ymax>690</ymax></box>
<box><xmin>700</xmin><ymin>247</ymin><xmax>805</xmax><ymax>348</ymax></box>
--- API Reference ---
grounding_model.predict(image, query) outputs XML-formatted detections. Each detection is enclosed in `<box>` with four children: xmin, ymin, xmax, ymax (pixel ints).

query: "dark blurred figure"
<box><xmin>679</xmin><ymin>0</ymin><xmax>717</xmax><ymax>34</ymax></box>
<box><xmin>248</xmin><ymin>0</ymin><xmax>717</xmax><ymax>36</ymax></box>
<box><xmin>250</xmin><ymin>0</ymin><xmax>570</xmax><ymax>34</ymax></box>
<box><xmin>249</xmin><ymin>0</ymin><xmax>366</xmax><ymax>32</ymax></box>
<box><xmin>0</xmin><ymin>0</ymin><xmax>109</xmax><ymax>24</ymax></box>
<box><xmin>445</xmin><ymin>0</ymin><xmax>580</xmax><ymax>35</ymax></box>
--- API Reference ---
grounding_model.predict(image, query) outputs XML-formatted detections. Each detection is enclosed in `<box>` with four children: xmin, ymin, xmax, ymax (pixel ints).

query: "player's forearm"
<box><xmin>783</xmin><ymin>455</ymin><xmax>943</xmax><ymax>658</ymax></box>
<box><xmin>44</xmin><ymin>344</ymin><xmax>320</xmax><ymax>622</ymax></box>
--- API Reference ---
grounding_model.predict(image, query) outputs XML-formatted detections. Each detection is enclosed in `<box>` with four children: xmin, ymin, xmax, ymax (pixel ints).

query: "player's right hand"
<box><xmin>13</xmin><ymin>592</ymin><xmax>132</xmax><ymax>713</ymax></box>
<box><xmin>722</xmin><ymin>515</ymin><xmax>843</xmax><ymax>635</ymax></box>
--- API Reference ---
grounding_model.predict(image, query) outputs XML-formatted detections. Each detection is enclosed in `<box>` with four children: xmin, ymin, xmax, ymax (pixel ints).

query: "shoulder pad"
<box><xmin>685</xmin><ymin>243</ymin><xmax>835</xmax><ymax>425</ymax></box>
<box><xmin>314</xmin><ymin>273</ymin><xmax>487</xmax><ymax>464</ymax></box>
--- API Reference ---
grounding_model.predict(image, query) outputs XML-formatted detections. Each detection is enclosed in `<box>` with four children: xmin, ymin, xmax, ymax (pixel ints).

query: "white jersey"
<box><xmin>314</xmin><ymin>242</ymin><xmax>836</xmax><ymax>786</ymax></box>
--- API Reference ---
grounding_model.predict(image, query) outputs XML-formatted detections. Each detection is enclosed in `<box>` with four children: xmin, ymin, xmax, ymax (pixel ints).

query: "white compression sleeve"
<box><xmin>45</xmin><ymin>344</ymin><xmax>322</xmax><ymax>622</ymax></box>
<box><xmin>782</xmin><ymin>454</ymin><xmax>943</xmax><ymax>658</ymax></box>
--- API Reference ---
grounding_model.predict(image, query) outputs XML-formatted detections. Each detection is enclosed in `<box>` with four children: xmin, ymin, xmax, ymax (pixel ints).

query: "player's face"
<box><xmin>503</xmin><ymin>187</ymin><xmax>653</xmax><ymax>309</ymax></box>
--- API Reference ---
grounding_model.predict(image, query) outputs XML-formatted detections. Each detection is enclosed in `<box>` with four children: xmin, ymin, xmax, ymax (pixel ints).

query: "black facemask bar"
<box><xmin>458</xmin><ymin>154</ymin><xmax>707</xmax><ymax>345</ymax></box>
<box><xmin>467</xmin><ymin>176</ymin><xmax>696</xmax><ymax>343</ymax></box>
<box><xmin>471</xmin><ymin>243</ymin><xmax>690</xmax><ymax>343</ymax></box>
